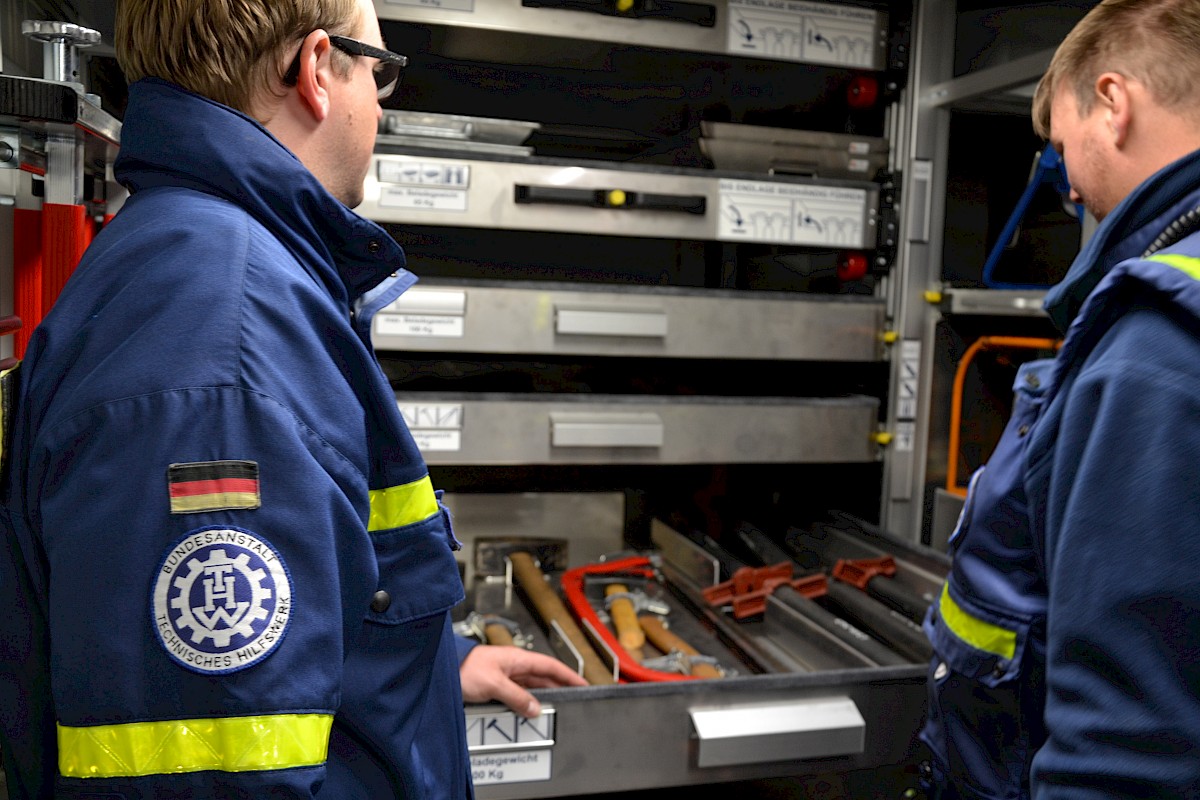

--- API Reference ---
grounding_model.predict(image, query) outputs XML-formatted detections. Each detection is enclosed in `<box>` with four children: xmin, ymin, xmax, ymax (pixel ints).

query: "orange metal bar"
<box><xmin>946</xmin><ymin>335</ymin><xmax>1061</xmax><ymax>496</ymax></box>
<box><xmin>12</xmin><ymin>203</ymin><xmax>95</xmax><ymax>359</ymax></box>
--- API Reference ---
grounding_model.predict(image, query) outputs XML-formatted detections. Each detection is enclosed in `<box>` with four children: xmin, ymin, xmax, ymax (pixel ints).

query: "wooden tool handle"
<box><xmin>639</xmin><ymin>614</ymin><xmax>722</xmax><ymax>679</ymax></box>
<box><xmin>509</xmin><ymin>551</ymin><xmax>615</xmax><ymax>685</ymax></box>
<box><xmin>606</xmin><ymin>583</ymin><xmax>647</xmax><ymax>652</ymax></box>
<box><xmin>483</xmin><ymin>623</ymin><xmax>514</xmax><ymax>647</ymax></box>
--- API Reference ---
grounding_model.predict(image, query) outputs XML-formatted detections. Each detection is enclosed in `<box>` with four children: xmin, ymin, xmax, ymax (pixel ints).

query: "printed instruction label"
<box><xmin>897</xmin><ymin>339</ymin><xmax>921</xmax><ymax>421</ymax></box>
<box><xmin>717</xmin><ymin>178</ymin><xmax>868</xmax><ymax>247</ymax></box>
<box><xmin>398</xmin><ymin>403</ymin><xmax>464</xmax><ymax>452</ymax></box>
<box><xmin>466</xmin><ymin>708</ymin><xmax>556</xmax><ymax>786</ymax></box>
<box><xmin>379</xmin><ymin>186</ymin><xmax>468</xmax><ymax>212</ymax></box>
<box><xmin>470</xmin><ymin>750</ymin><xmax>552</xmax><ymax>785</ymax></box>
<box><xmin>376</xmin><ymin>313</ymin><xmax>465</xmax><ymax>338</ymax></box>
<box><xmin>726</xmin><ymin>0</ymin><xmax>881</xmax><ymax>68</ymax></box>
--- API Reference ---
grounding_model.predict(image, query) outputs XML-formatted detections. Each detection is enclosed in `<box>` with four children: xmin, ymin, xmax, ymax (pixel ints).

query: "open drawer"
<box><xmin>445</xmin><ymin>493</ymin><xmax>947</xmax><ymax>798</ymax></box>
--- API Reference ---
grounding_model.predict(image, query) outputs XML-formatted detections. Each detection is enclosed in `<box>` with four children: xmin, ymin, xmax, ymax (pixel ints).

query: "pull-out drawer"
<box><xmin>374</xmin><ymin>281</ymin><xmax>885</xmax><ymax>361</ymax></box>
<box><xmin>362</xmin><ymin>153</ymin><xmax>881</xmax><ymax>247</ymax></box>
<box><xmin>376</xmin><ymin>0</ymin><xmax>890</xmax><ymax>70</ymax></box>
<box><xmin>445</xmin><ymin>493</ymin><xmax>946</xmax><ymax>798</ymax></box>
<box><xmin>396</xmin><ymin>393</ymin><xmax>880</xmax><ymax>464</ymax></box>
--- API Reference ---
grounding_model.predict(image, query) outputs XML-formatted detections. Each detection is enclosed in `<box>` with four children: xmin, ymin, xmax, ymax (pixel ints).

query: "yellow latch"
<box><xmin>923</xmin><ymin>289</ymin><xmax>944</xmax><ymax>304</ymax></box>
<box><xmin>873</xmin><ymin>431</ymin><xmax>894</xmax><ymax>446</ymax></box>
<box><xmin>616</xmin><ymin>0</ymin><xmax>635</xmax><ymax>11</ymax></box>
<box><xmin>606</xmin><ymin>189</ymin><xmax>627</xmax><ymax>207</ymax></box>
<box><xmin>880</xmin><ymin>330</ymin><xmax>899</xmax><ymax>344</ymax></box>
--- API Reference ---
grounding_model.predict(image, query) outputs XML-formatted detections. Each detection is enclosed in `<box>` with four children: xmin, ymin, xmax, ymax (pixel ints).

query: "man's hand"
<box><xmin>459</xmin><ymin>645</ymin><xmax>589</xmax><ymax>718</ymax></box>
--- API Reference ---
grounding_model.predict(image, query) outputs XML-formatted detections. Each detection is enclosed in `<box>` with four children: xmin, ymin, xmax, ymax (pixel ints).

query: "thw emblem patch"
<box><xmin>152</xmin><ymin>527</ymin><xmax>292</xmax><ymax>674</ymax></box>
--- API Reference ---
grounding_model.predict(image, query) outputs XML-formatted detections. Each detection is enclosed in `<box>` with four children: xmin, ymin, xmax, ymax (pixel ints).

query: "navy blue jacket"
<box><xmin>0</xmin><ymin>78</ymin><xmax>473</xmax><ymax>799</ymax></box>
<box><xmin>923</xmin><ymin>147</ymin><xmax>1200</xmax><ymax>798</ymax></box>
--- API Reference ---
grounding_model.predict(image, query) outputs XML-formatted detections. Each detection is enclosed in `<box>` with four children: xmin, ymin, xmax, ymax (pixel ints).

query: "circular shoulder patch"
<box><xmin>152</xmin><ymin>527</ymin><xmax>292</xmax><ymax>674</ymax></box>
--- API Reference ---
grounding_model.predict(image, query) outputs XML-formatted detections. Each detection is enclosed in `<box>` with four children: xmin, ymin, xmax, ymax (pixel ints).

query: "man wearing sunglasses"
<box><xmin>0</xmin><ymin>0</ymin><xmax>584</xmax><ymax>798</ymax></box>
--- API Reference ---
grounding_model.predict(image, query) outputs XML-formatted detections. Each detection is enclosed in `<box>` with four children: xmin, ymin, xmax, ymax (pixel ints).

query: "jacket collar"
<box><xmin>113</xmin><ymin>78</ymin><xmax>407</xmax><ymax>304</ymax></box>
<box><xmin>1043</xmin><ymin>147</ymin><xmax>1200</xmax><ymax>333</ymax></box>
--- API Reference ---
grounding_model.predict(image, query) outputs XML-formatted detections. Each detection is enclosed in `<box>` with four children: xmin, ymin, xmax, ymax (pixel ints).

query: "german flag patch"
<box><xmin>167</xmin><ymin>460</ymin><xmax>261</xmax><ymax>514</ymax></box>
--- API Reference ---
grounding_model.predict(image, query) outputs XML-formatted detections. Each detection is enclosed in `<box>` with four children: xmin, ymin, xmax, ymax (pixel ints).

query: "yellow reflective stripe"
<box><xmin>368</xmin><ymin>475</ymin><xmax>438</xmax><ymax>532</ymax></box>
<box><xmin>938</xmin><ymin>583</ymin><xmax>1017</xmax><ymax>661</ymax></box>
<box><xmin>58</xmin><ymin>713</ymin><xmax>332</xmax><ymax>778</ymax></box>
<box><xmin>1147</xmin><ymin>253</ymin><xmax>1200</xmax><ymax>280</ymax></box>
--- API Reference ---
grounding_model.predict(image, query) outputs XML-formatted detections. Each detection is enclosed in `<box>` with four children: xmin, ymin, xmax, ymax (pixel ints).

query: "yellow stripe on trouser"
<box><xmin>58</xmin><ymin>714</ymin><xmax>333</xmax><ymax>778</ymax></box>
<box><xmin>938</xmin><ymin>583</ymin><xmax>1017</xmax><ymax>661</ymax></box>
<box><xmin>1147</xmin><ymin>253</ymin><xmax>1200</xmax><ymax>279</ymax></box>
<box><xmin>368</xmin><ymin>475</ymin><xmax>439</xmax><ymax>531</ymax></box>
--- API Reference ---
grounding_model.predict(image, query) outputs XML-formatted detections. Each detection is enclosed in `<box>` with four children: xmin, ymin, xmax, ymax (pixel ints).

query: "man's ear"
<box><xmin>1095</xmin><ymin>72</ymin><xmax>1130</xmax><ymax>147</ymax></box>
<box><xmin>294</xmin><ymin>30</ymin><xmax>335</xmax><ymax>122</ymax></box>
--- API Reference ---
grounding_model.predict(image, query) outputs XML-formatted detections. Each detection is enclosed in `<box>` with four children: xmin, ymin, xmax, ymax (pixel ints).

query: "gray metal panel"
<box><xmin>396</xmin><ymin>393</ymin><xmax>880</xmax><ymax>464</ymax></box>
<box><xmin>375</xmin><ymin>0</ymin><xmax>889</xmax><ymax>69</ymax></box>
<box><xmin>373</xmin><ymin>282</ymin><xmax>885</xmax><ymax>361</ymax></box>
<box><xmin>690</xmin><ymin>696</ymin><xmax>865</xmax><ymax>767</ymax></box>
<box><xmin>469</xmin><ymin>668</ymin><xmax>926</xmax><ymax>798</ymax></box>
<box><xmin>361</xmin><ymin>154</ymin><xmax>880</xmax><ymax>247</ymax></box>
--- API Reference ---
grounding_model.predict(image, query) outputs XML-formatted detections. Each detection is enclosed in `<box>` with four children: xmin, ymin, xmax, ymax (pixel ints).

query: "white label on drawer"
<box><xmin>717</xmin><ymin>179</ymin><xmax>868</xmax><ymax>247</ymax></box>
<box><xmin>379</xmin><ymin>186</ymin><xmax>468</xmax><ymax>212</ymax></box>
<box><xmin>726</xmin><ymin>0</ymin><xmax>880</xmax><ymax>68</ymax></box>
<box><xmin>384</xmin><ymin>0</ymin><xmax>475</xmax><ymax>12</ymax></box>
<box><xmin>470</xmin><ymin>750</ymin><xmax>552</xmax><ymax>785</ymax></box>
<box><xmin>378</xmin><ymin>161</ymin><xmax>471</xmax><ymax>187</ymax></box>
<box><xmin>377</xmin><ymin>313</ymin><xmax>465</xmax><ymax>338</ymax></box>
<box><xmin>399</xmin><ymin>403</ymin><xmax>463</xmax><ymax>429</ymax></box>
<box><xmin>412</xmin><ymin>430</ymin><xmax>461</xmax><ymax>452</ymax></box>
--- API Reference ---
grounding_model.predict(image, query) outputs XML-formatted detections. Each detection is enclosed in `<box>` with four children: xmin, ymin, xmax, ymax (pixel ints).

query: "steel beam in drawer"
<box><xmin>362</xmin><ymin>153</ymin><xmax>880</xmax><ymax>247</ymax></box>
<box><xmin>376</xmin><ymin>0</ymin><xmax>889</xmax><ymax>70</ymax></box>
<box><xmin>396</xmin><ymin>393</ymin><xmax>879</xmax><ymax>464</ymax></box>
<box><xmin>373</xmin><ymin>282</ymin><xmax>885</xmax><ymax>361</ymax></box>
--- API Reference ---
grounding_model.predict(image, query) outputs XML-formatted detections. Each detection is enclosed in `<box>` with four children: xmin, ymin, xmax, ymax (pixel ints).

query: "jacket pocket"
<box><xmin>366</xmin><ymin>503</ymin><xmax>465</xmax><ymax>625</ymax></box>
<box><xmin>922</xmin><ymin>586</ymin><xmax>1034</xmax><ymax>800</ymax></box>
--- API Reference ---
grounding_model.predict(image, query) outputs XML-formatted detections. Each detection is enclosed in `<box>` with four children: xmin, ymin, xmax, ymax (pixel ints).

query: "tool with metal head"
<box><xmin>507</xmin><ymin>550</ymin><xmax>616</xmax><ymax>686</ymax></box>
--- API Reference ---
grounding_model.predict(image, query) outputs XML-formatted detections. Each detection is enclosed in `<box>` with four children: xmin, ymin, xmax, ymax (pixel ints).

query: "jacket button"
<box><xmin>367</xmin><ymin>240</ymin><xmax>381</xmax><ymax>254</ymax></box>
<box><xmin>370</xmin><ymin>590</ymin><xmax>391</xmax><ymax>612</ymax></box>
<box><xmin>1018</xmin><ymin>424</ymin><xmax>1030</xmax><ymax>437</ymax></box>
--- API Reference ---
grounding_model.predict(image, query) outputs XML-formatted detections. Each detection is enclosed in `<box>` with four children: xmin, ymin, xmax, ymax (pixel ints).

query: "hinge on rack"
<box><xmin>874</xmin><ymin>171</ymin><xmax>899</xmax><ymax>274</ymax></box>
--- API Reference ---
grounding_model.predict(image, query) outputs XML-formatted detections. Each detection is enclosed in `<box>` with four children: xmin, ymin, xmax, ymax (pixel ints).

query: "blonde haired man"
<box><xmin>0</xmin><ymin>0</ymin><xmax>582</xmax><ymax>797</ymax></box>
<box><xmin>922</xmin><ymin>0</ymin><xmax>1200</xmax><ymax>797</ymax></box>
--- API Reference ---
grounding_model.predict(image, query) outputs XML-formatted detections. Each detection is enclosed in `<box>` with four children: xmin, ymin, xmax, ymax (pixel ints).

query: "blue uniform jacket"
<box><xmin>922</xmin><ymin>147</ymin><xmax>1200</xmax><ymax>798</ymax></box>
<box><xmin>0</xmin><ymin>78</ymin><xmax>475</xmax><ymax>799</ymax></box>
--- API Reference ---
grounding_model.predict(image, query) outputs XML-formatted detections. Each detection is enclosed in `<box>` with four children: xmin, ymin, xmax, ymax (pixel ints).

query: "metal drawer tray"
<box><xmin>376</xmin><ymin>0</ymin><xmax>889</xmax><ymax>70</ymax></box>
<box><xmin>445</xmin><ymin>494</ymin><xmax>946</xmax><ymax>798</ymax></box>
<box><xmin>396</xmin><ymin>392</ymin><xmax>880</xmax><ymax>464</ymax></box>
<box><xmin>373</xmin><ymin>280</ymin><xmax>885</xmax><ymax>362</ymax></box>
<box><xmin>362</xmin><ymin>152</ymin><xmax>880</xmax><ymax>248</ymax></box>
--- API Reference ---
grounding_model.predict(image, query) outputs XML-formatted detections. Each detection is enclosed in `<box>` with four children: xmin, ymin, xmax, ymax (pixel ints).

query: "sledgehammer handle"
<box><xmin>509</xmin><ymin>551</ymin><xmax>616</xmax><ymax>686</ymax></box>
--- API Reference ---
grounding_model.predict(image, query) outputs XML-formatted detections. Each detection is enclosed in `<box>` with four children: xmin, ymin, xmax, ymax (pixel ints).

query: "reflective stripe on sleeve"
<box><xmin>938</xmin><ymin>583</ymin><xmax>1017</xmax><ymax>661</ymax></box>
<box><xmin>367</xmin><ymin>475</ymin><xmax>439</xmax><ymax>532</ymax></box>
<box><xmin>58</xmin><ymin>713</ymin><xmax>333</xmax><ymax>778</ymax></box>
<box><xmin>1147</xmin><ymin>253</ymin><xmax>1200</xmax><ymax>280</ymax></box>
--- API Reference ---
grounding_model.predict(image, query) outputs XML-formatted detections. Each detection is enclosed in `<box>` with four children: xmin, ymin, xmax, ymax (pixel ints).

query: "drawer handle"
<box><xmin>514</xmin><ymin>185</ymin><xmax>706</xmax><ymax>215</ymax></box>
<box><xmin>520</xmin><ymin>0</ymin><xmax>717</xmax><ymax>28</ymax></box>
<box><xmin>550</xmin><ymin>413</ymin><xmax>664</xmax><ymax>448</ymax></box>
<box><xmin>555</xmin><ymin>308</ymin><xmax>667</xmax><ymax>338</ymax></box>
<box><xmin>689</xmin><ymin>696</ymin><xmax>865</xmax><ymax>767</ymax></box>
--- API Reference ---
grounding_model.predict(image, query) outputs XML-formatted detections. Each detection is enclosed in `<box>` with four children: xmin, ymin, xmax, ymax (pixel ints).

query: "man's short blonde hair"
<box><xmin>116</xmin><ymin>0</ymin><xmax>360</xmax><ymax>115</ymax></box>
<box><xmin>1032</xmin><ymin>0</ymin><xmax>1200</xmax><ymax>139</ymax></box>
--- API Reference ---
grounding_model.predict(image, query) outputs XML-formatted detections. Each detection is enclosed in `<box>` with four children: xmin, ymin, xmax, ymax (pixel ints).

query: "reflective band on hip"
<box><xmin>1147</xmin><ymin>253</ymin><xmax>1200</xmax><ymax>280</ymax></box>
<box><xmin>368</xmin><ymin>475</ymin><xmax>439</xmax><ymax>532</ymax></box>
<box><xmin>938</xmin><ymin>583</ymin><xmax>1017</xmax><ymax>661</ymax></box>
<box><xmin>58</xmin><ymin>713</ymin><xmax>332</xmax><ymax>778</ymax></box>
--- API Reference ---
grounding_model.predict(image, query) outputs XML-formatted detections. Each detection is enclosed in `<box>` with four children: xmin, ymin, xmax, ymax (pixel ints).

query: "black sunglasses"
<box><xmin>282</xmin><ymin>34</ymin><xmax>408</xmax><ymax>101</ymax></box>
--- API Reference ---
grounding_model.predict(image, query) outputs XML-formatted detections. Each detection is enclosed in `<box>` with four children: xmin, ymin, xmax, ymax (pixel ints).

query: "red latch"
<box><xmin>704</xmin><ymin>563</ymin><xmax>828</xmax><ymax>619</ymax></box>
<box><xmin>831</xmin><ymin>556</ymin><xmax>896</xmax><ymax>590</ymax></box>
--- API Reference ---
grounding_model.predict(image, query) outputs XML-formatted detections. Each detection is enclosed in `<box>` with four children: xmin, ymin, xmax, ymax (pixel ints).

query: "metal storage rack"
<box><xmin>366</xmin><ymin>1</ymin><xmax>950</xmax><ymax>797</ymax></box>
<box><xmin>886</xmin><ymin>0</ymin><xmax>1096</xmax><ymax>547</ymax></box>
